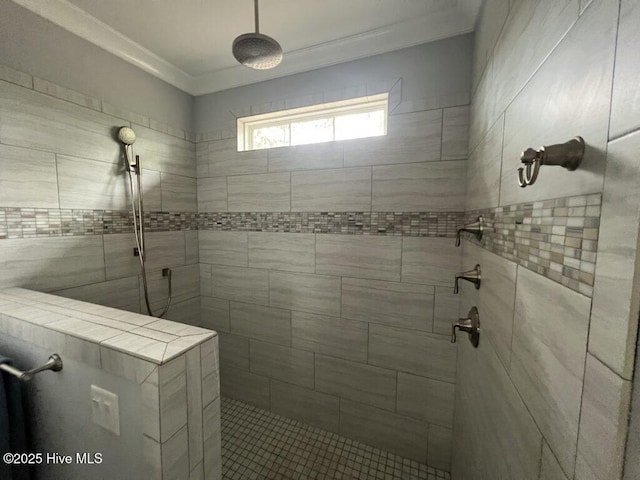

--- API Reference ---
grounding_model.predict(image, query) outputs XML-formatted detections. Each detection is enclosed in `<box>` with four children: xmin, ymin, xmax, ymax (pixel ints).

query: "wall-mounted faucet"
<box><xmin>451</xmin><ymin>306</ymin><xmax>480</xmax><ymax>348</ymax></box>
<box><xmin>455</xmin><ymin>216</ymin><xmax>485</xmax><ymax>246</ymax></box>
<box><xmin>454</xmin><ymin>264</ymin><xmax>481</xmax><ymax>294</ymax></box>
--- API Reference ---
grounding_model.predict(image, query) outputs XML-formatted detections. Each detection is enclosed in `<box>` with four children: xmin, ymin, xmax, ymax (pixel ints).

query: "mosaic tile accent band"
<box><xmin>0</xmin><ymin>208</ymin><xmax>198</xmax><ymax>239</ymax></box>
<box><xmin>198</xmin><ymin>211</ymin><xmax>464</xmax><ymax>236</ymax></box>
<box><xmin>462</xmin><ymin>193</ymin><xmax>601</xmax><ymax>298</ymax></box>
<box><xmin>1</xmin><ymin>193</ymin><xmax>602</xmax><ymax>299</ymax></box>
<box><xmin>0</xmin><ymin>208</ymin><xmax>464</xmax><ymax>239</ymax></box>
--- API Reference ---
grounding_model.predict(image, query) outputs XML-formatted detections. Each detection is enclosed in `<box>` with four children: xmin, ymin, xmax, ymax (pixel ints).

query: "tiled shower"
<box><xmin>1</xmin><ymin>0</ymin><xmax>640</xmax><ymax>479</ymax></box>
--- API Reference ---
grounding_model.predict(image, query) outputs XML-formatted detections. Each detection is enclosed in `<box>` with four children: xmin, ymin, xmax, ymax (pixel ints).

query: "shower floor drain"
<box><xmin>221</xmin><ymin>396</ymin><xmax>450</xmax><ymax>480</ymax></box>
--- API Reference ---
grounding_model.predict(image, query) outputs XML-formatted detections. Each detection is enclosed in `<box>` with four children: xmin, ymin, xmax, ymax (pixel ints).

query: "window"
<box><xmin>237</xmin><ymin>93</ymin><xmax>388</xmax><ymax>151</ymax></box>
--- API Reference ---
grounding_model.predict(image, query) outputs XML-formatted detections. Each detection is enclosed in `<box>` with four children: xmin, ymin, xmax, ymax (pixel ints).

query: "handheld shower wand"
<box><xmin>117</xmin><ymin>126</ymin><xmax>172</xmax><ymax>318</ymax></box>
<box><xmin>118</xmin><ymin>127</ymin><xmax>138</xmax><ymax>171</ymax></box>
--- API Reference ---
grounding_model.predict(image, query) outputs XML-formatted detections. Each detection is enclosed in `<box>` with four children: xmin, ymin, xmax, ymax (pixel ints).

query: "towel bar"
<box><xmin>0</xmin><ymin>354</ymin><xmax>63</xmax><ymax>382</ymax></box>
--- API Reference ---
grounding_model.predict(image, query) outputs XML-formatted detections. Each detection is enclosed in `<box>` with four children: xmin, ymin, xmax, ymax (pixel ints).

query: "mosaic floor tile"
<box><xmin>221</xmin><ymin>396</ymin><xmax>450</xmax><ymax>480</ymax></box>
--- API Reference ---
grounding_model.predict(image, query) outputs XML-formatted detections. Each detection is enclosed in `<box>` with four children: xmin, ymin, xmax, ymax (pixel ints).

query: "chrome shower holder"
<box><xmin>517</xmin><ymin>136</ymin><xmax>585</xmax><ymax>188</ymax></box>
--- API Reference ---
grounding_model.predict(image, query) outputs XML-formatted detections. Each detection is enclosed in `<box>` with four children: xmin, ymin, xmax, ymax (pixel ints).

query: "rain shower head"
<box><xmin>118</xmin><ymin>126</ymin><xmax>136</xmax><ymax>145</ymax></box>
<box><xmin>232</xmin><ymin>0</ymin><xmax>283</xmax><ymax>70</ymax></box>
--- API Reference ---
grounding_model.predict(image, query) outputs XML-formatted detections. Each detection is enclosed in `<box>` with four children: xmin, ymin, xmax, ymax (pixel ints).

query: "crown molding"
<box><xmin>190</xmin><ymin>8</ymin><xmax>475</xmax><ymax>96</ymax></box>
<box><xmin>12</xmin><ymin>0</ymin><xmax>477</xmax><ymax>97</ymax></box>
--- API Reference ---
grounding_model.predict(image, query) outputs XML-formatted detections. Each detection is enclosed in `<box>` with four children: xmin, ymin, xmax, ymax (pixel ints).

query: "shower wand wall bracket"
<box><xmin>517</xmin><ymin>136</ymin><xmax>585</xmax><ymax>188</ymax></box>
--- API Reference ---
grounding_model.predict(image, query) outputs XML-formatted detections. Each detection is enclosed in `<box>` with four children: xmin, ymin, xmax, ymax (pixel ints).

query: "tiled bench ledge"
<box><xmin>0</xmin><ymin>287</ymin><xmax>221</xmax><ymax>480</ymax></box>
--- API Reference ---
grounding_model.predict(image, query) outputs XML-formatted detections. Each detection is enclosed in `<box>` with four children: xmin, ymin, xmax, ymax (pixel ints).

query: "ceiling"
<box><xmin>12</xmin><ymin>0</ymin><xmax>481</xmax><ymax>96</ymax></box>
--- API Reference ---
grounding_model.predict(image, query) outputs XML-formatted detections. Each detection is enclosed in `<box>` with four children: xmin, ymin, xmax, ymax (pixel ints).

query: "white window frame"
<box><xmin>237</xmin><ymin>93</ymin><xmax>389</xmax><ymax>151</ymax></box>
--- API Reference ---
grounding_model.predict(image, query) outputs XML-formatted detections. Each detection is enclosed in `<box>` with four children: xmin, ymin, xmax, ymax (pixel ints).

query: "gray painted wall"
<box><xmin>194</xmin><ymin>34</ymin><xmax>472</xmax><ymax>134</ymax></box>
<box><xmin>0</xmin><ymin>0</ymin><xmax>193</xmax><ymax>131</ymax></box>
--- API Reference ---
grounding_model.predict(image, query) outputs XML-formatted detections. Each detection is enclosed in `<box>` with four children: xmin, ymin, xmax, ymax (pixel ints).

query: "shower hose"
<box><xmin>127</xmin><ymin>155</ymin><xmax>172</xmax><ymax>318</ymax></box>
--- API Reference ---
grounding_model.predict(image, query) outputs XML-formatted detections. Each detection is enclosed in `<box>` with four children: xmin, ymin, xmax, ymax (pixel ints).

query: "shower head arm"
<box><xmin>254</xmin><ymin>0</ymin><xmax>260</xmax><ymax>33</ymax></box>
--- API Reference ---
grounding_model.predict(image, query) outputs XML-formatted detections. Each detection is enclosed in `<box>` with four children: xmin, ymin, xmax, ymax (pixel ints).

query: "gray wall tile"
<box><xmin>471</xmin><ymin>0</ymin><xmax>509</xmax><ymax>92</ymax></box>
<box><xmin>342</xmin><ymin>277</ymin><xmax>434</xmax><ymax>331</ymax></box>
<box><xmin>270</xmin><ymin>380</ymin><xmax>339</xmax><ymax>432</ymax></box>
<box><xmin>161</xmin><ymin>426</ymin><xmax>189</xmax><ymax>479</ymax></box>
<box><xmin>218</xmin><ymin>332</ymin><xmax>249</xmax><ymax>370</ymax></box>
<box><xmin>199</xmin><ymin>231</ymin><xmax>248</xmax><ymax>267</ymax></box>
<box><xmin>142</xmin><ymin>264</ymin><xmax>198</xmax><ymax>311</ymax></box>
<box><xmin>140</xmin><ymin>169</ymin><xmax>162</xmax><ymax>211</ymax></box>
<box><xmin>465</xmin><ymin>115</ymin><xmax>503</xmax><ymax>210</ymax></box>
<box><xmin>397</xmin><ymin>372</ymin><xmax>455</xmax><ymax>427</ymax></box>
<box><xmin>208</xmin><ymin>138</ymin><xmax>267</xmax><ymax>177</ymax></box>
<box><xmin>372</xmin><ymin>161</ymin><xmax>466</xmax><ymax>211</ymax></box>
<box><xmin>0</xmin><ymin>80</ymin><xmax>121</xmax><ymax>164</ymax></box>
<box><xmin>57</xmin><ymin>155</ymin><xmax>128</xmax><ymax>210</ymax></box>
<box><xmin>343</xmin><ymin>110</ymin><xmax>443</xmax><ymax>167</ymax></box>
<box><xmin>291</xmin><ymin>167</ymin><xmax>371</xmax><ymax>212</ymax></box>
<box><xmin>401</xmin><ymin>237</ymin><xmax>461</xmax><ymax>286</ymax></box>
<box><xmin>53</xmin><ymin>276</ymin><xmax>140</xmax><ymax>313</ymax></box>
<box><xmin>540</xmin><ymin>442</ymin><xmax>568</xmax><ymax>480</ymax></box>
<box><xmin>428</xmin><ymin>425</ymin><xmax>452</xmax><ymax>471</ymax></box>
<box><xmin>268</xmin><ymin>142</ymin><xmax>343</xmax><ymax>172</ymax></box>
<box><xmin>249</xmin><ymin>340</ymin><xmax>314</xmax><ymax>389</ymax></box>
<box><xmin>469</xmin><ymin>56</ymin><xmax>498</xmax><ymax>152</ymax></box>
<box><xmin>104</xmin><ymin>233</ymin><xmax>141</xmax><ymax>280</ymax></box>
<box><xmin>161</xmin><ymin>173</ymin><xmax>197</xmax><ymax>212</ymax></box>
<box><xmin>492</xmin><ymin>0</ymin><xmax>579</xmax><ymax>134</ymax></box>
<box><xmin>164</xmin><ymin>297</ymin><xmax>201</xmax><ymax>325</ymax></box>
<box><xmin>339</xmin><ymin>399</ymin><xmax>428</xmax><ymax>462</ymax></box>
<box><xmin>292</xmin><ymin>311</ymin><xmax>368</xmax><ymax>362</ymax></box>
<box><xmin>464</xmin><ymin>242</ymin><xmax>517</xmax><ymax>369</ymax></box>
<box><xmin>133</xmin><ymin>124</ymin><xmax>196</xmax><ymax>178</ymax></box>
<box><xmin>575</xmin><ymin>354</ymin><xmax>631</xmax><ymax>480</ymax></box>
<box><xmin>269</xmin><ymin>271</ymin><xmax>341</xmax><ymax>316</ymax></box>
<box><xmin>185</xmin><ymin>231</ymin><xmax>199</xmax><ymax>265</ymax></box>
<box><xmin>510</xmin><ymin>267</ymin><xmax>590</xmax><ymax>474</ymax></box>
<box><xmin>442</xmin><ymin>106</ymin><xmax>470</xmax><ymax>161</ymax></box>
<box><xmin>315</xmin><ymin>354</ymin><xmax>396</xmax><ymax>411</ymax></box>
<box><xmin>602</xmin><ymin>0</ymin><xmax>638</xmax><ymax>138</ymax></box>
<box><xmin>145</xmin><ymin>232</ymin><xmax>187</xmax><ymax>271</ymax></box>
<box><xmin>0</xmin><ymin>144</ymin><xmax>58</xmax><ymax>208</ymax></box>
<box><xmin>220</xmin><ymin>365</ymin><xmax>270</xmax><ymax>409</ymax></box>
<box><xmin>199</xmin><ymin>264</ymin><xmax>212</xmax><ymax>297</ymax></box>
<box><xmin>196</xmin><ymin>142</ymin><xmax>209</xmax><ymax>178</ymax></box>
<box><xmin>316</xmin><ymin>235</ymin><xmax>402</xmax><ymax>281</ymax></box>
<box><xmin>211</xmin><ymin>265</ymin><xmax>269</xmax><ymax>306</ymax></box>
<box><xmin>185</xmin><ymin>347</ymin><xmax>203</xmax><ymax>471</ymax></box>
<box><xmin>158</xmin><ymin>356</ymin><xmax>188</xmax><ymax>442</ymax></box>
<box><xmin>200</xmin><ymin>296</ymin><xmax>230</xmax><ymax>333</ymax></box>
<box><xmin>0</xmin><ymin>65</ymin><xmax>32</xmax><ymax>89</ymax></box>
<box><xmin>499</xmin><ymin>0</ymin><xmax>618</xmax><ymax>205</ymax></box>
<box><xmin>433</xmin><ymin>286</ymin><xmax>458</xmax><ymax>335</ymax></box>
<box><xmin>248</xmin><ymin>232</ymin><xmax>315</xmax><ymax>273</ymax></box>
<box><xmin>0</xmin><ymin>236</ymin><xmax>105</xmax><ymax>291</ymax></box>
<box><xmin>197</xmin><ymin>177</ymin><xmax>227</xmax><ymax>212</ymax></box>
<box><xmin>369</xmin><ymin>324</ymin><xmax>456</xmax><ymax>383</ymax></box>
<box><xmin>452</xmin><ymin>331</ymin><xmax>542</xmax><ymax>480</ymax></box>
<box><xmin>230</xmin><ymin>301</ymin><xmax>291</xmax><ymax>346</ymax></box>
<box><xmin>589</xmin><ymin>131</ymin><xmax>640</xmax><ymax>379</ymax></box>
<box><xmin>227</xmin><ymin>172</ymin><xmax>290</xmax><ymax>212</ymax></box>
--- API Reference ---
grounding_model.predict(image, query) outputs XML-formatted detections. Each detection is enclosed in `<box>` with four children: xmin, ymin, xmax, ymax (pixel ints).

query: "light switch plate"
<box><xmin>91</xmin><ymin>385</ymin><xmax>120</xmax><ymax>436</ymax></box>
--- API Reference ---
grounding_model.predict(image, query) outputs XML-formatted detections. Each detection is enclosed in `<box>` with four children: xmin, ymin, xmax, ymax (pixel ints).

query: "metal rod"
<box><xmin>0</xmin><ymin>354</ymin><xmax>63</xmax><ymax>382</ymax></box>
<box><xmin>254</xmin><ymin>0</ymin><xmax>260</xmax><ymax>33</ymax></box>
